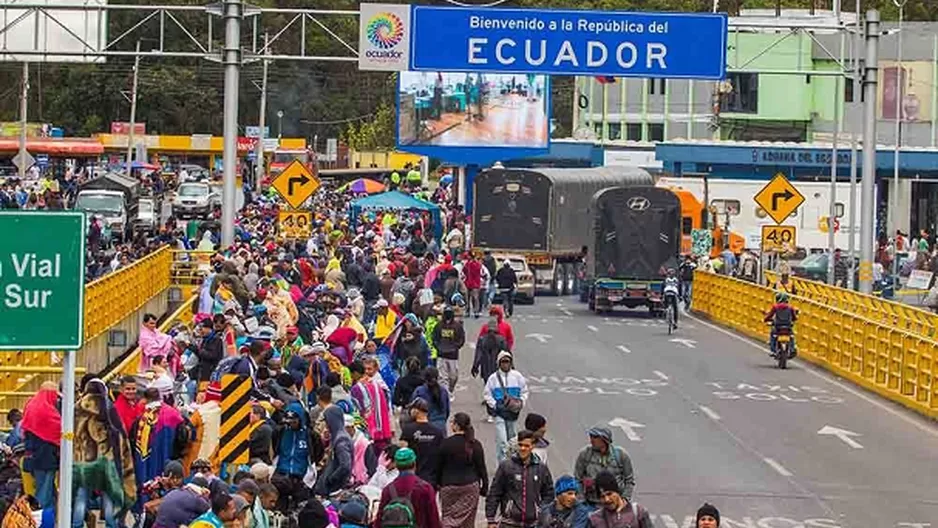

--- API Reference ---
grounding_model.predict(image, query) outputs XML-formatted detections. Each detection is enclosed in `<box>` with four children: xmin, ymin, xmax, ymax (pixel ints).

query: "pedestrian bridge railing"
<box><xmin>693</xmin><ymin>271</ymin><xmax>938</xmax><ymax>420</ymax></box>
<box><xmin>0</xmin><ymin>247</ymin><xmax>173</xmax><ymax>414</ymax></box>
<box><xmin>102</xmin><ymin>297</ymin><xmax>196</xmax><ymax>383</ymax></box>
<box><xmin>764</xmin><ymin>271</ymin><xmax>938</xmax><ymax>341</ymax></box>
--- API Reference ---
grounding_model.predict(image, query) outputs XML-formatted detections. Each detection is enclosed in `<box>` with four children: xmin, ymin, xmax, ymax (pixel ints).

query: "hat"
<box><xmin>554</xmin><ymin>475</ymin><xmax>578</xmax><ymax>495</ymax></box>
<box><xmin>375</xmin><ymin>298</ymin><xmax>389</xmax><ymax>308</ymax></box>
<box><xmin>338</xmin><ymin>498</ymin><xmax>369</xmax><ymax>525</ymax></box>
<box><xmin>594</xmin><ymin>471</ymin><xmax>620</xmax><ymax>495</ymax></box>
<box><xmin>232</xmin><ymin>495</ymin><xmax>251</xmax><ymax>514</ymax></box>
<box><xmin>309</xmin><ymin>341</ymin><xmax>328</xmax><ymax>354</ymax></box>
<box><xmin>163</xmin><ymin>460</ymin><xmax>184</xmax><ymax>479</ymax></box>
<box><xmin>191</xmin><ymin>458</ymin><xmax>212</xmax><ymax>471</ymax></box>
<box><xmin>697</xmin><ymin>503</ymin><xmax>720</xmax><ymax>525</ymax></box>
<box><xmin>199</xmin><ymin>318</ymin><xmax>214</xmax><ymax>329</ymax></box>
<box><xmin>343</xmin><ymin>414</ymin><xmax>356</xmax><ymax>427</ymax></box>
<box><xmin>497</xmin><ymin>350</ymin><xmax>512</xmax><ymax>363</ymax></box>
<box><xmin>204</xmin><ymin>381</ymin><xmax>222</xmax><ymax>403</ymax></box>
<box><xmin>587</xmin><ymin>426</ymin><xmax>613</xmax><ymax>445</ymax></box>
<box><xmin>407</xmin><ymin>397</ymin><xmax>430</xmax><ymax>413</ymax></box>
<box><xmin>250</xmin><ymin>462</ymin><xmax>272</xmax><ymax>481</ymax></box>
<box><xmin>299</xmin><ymin>345</ymin><xmax>316</xmax><ymax>357</ymax></box>
<box><xmin>394</xmin><ymin>447</ymin><xmax>417</xmax><ymax>467</ymax></box>
<box><xmin>237</xmin><ymin>479</ymin><xmax>260</xmax><ymax>498</ymax></box>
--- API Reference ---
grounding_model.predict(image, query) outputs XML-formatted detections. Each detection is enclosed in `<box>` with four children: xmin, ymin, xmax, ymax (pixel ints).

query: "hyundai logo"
<box><xmin>628</xmin><ymin>196</ymin><xmax>650</xmax><ymax>211</ymax></box>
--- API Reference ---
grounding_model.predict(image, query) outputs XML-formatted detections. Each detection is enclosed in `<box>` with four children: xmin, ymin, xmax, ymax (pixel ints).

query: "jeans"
<box><xmin>74</xmin><ymin>487</ymin><xmax>119</xmax><ymax>528</ymax></box>
<box><xmin>665</xmin><ymin>293</ymin><xmax>679</xmax><ymax>324</ymax></box>
<box><xmin>33</xmin><ymin>469</ymin><xmax>56</xmax><ymax>509</ymax></box>
<box><xmin>469</xmin><ymin>288</ymin><xmax>481</xmax><ymax>316</ymax></box>
<box><xmin>498</xmin><ymin>288</ymin><xmax>515</xmax><ymax>317</ymax></box>
<box><xmin>494</xmin><ymin>416</ymin><xmax>517</xmax><ymax>464</ymax></box>
<box><xmin>438</xmin><ymin>358</ymin><xmax>459</xmax><ymax>394</ymax></box>
<box><xmin>682</xmin><ymin>281</ymin><xmax>693</xmax><ymax>308</ymax></box>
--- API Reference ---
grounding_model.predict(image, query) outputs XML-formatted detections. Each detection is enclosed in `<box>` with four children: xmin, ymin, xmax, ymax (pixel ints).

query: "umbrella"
<box><xmin>439</xmin><ymin>173</ymin><xmax>454</xmax><ymax>186</ymax></box>
<box><xmin>340</xmin><ymin>178</ymin><xmax>385</xmax><ymax>194</ymax></box>
<box><xmin>124</xmin><ymin>161</ymin><xmax>161</xmax><ymax>171</ymax></box>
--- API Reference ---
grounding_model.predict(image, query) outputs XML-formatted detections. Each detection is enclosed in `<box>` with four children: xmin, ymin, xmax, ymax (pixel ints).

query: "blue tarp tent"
<box><xmin>350</xmin><ymin>191</ymin><xmax>443</xmax><ymax>241</ymax></box>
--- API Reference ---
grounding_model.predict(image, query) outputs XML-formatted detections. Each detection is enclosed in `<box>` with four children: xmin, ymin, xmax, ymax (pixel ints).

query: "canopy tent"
<box><xmin>350</xmin><ymin>191</ymin><xmax>443</xmax><ymax>240</ymax></box>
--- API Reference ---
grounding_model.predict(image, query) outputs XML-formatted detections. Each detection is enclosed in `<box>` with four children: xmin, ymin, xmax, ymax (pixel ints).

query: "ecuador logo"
<box><xmin>366</xmin><ymin>12</ymin><xmax>404</xmax><ymax>50</ymax></box>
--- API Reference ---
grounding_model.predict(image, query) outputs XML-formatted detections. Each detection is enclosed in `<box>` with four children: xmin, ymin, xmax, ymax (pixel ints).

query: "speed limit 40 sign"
<box><xmin>761</xmin><ymin>225</ymin><xmax>796</xmax><ymax>252</ymax></box>
<box><xmin>278</xmin><ymin>210</ymin><xmax>312</xmax><ymax>239</ymax></box>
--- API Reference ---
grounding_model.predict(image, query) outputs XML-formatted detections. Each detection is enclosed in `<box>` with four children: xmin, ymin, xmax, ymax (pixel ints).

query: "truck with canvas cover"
<box><xmin>586</xmin><ymin>186</ymin><xmax>681</xmax><ymax>313</ymax></box>
<box><xmin>472</xmin><ymin>166</ymin><xmax>652</xmax><ymax>296</ymax></box>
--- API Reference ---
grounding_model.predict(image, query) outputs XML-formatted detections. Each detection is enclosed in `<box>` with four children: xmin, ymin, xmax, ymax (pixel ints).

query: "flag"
<box><xmin>595</xmin><ymin>76</ymin><xmax>617</xmax><ymax>84</ymax></box>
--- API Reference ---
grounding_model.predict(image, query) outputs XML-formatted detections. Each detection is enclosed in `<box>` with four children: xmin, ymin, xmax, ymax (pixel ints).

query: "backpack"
<box><xmin>210</xmin><ymin>355</ymin><xmax>247</xmax><ymax>382</ymax></box>
<box><xmin>773</xmin><ymin>305</ymin><xmax>794</xmax><ymax>328</ymax></box>
<box><xmin>379</xmin><ymin>485</ymin><xmax>416</xmax><ymax>528</ymax></box>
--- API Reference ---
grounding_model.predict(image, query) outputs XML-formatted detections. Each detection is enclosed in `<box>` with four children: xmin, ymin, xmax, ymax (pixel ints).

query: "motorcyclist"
<box><xmin>764</xmin><ymin>292</ymin><xmax>797</xmax><ymax>358</ymax></box>
<box><xmin>663</xmin><ymin>268</ymin><xmax>680</xmax><ymax>327</ymax></box>
<box><xmin>495</xmin><ymin>260</ymin><xmax>518</xmax><ymax>318</ymax></box>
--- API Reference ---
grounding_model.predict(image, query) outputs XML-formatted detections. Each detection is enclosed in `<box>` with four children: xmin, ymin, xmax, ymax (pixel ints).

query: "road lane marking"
<box><xmin>653</xmin><ymin>370</ymin><xmax>669</xmax><ymax>381</ymax></box>
<box><xmin>617</xmin><ymin>345</ymin><xmax>632</xmax><ymax>354</ymax></box>
<box><xmin>763</xmin><ymin>457</ymin><xmax>793</xmax><ymax>477</ymax></box>
<box><xmin>685</xmin><ymin>312</ymin><xmax>938</xmax><ymax>439</ymax></box>
<box><xmin>699</xmin><ymin>405</ymin><xmax>721</xmax><ymax>421</ymax></box>
<box><xmin>818</xmin><ymin>425</ymin><xmax>864</xmax><ymax>449</ymax></box>
<box><xmin>609</xmin><ymin>418</ymin><xmax>644</xmax><ymax>441</ymax></box>
<box><xmin>587</xmin><ymin>325</ymin><xmax>598</xmax><ymax>332</ymax></box>
<box><xmin>561</xmin><ymin>308</ymin><xmax>573</xmax><ymax>317</ymax></box>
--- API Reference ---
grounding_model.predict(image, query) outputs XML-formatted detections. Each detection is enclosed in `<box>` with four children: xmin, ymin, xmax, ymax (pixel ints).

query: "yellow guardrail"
<box><xmin>765</xmin><ymin>271</ymin><xmax>938</xmax><ymax>341</ymax></box>
<box><xmin>102</xmin><ymin>296</ymin><xmax>196</xmax><ymax>383</ymax></box>
<box><xmin>171</xmin><ymin>250</ymin><xmax>214</xmax><ymax>298</ymax></box>
<box><xmin>693</xmin><ymin>271</ymin><xmax>938</xmax><ymax>419</ymax></box>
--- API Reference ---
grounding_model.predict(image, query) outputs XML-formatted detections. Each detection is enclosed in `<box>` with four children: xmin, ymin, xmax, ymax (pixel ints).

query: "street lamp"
<box><xmin>892</xmin><ymin>0</ymin><xmax>907</xmax><ymax>278</ymax></box>
<box><xmin>277</xmin><ymin>110</ymin><xmax>284</xmax><ymax>139</ymax></box>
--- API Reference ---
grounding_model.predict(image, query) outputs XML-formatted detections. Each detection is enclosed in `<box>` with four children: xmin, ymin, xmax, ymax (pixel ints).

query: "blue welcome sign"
<box><xmin>409</xmin><ymin>6</ymin><xmax>727</xmax><ymax>80</ymax></box>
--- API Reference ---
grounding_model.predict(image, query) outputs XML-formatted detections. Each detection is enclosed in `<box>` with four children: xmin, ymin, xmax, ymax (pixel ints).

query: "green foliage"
<box><xmin>342</xmin><ymin>101</ymin><xmax>397</xmax><ymax>151</ymax></box>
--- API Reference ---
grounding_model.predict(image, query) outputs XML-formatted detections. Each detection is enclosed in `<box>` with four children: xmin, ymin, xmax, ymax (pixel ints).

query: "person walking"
<box><xmin>432</xmin><ymin>307</ymin><xmax>466</xmax><ymax>396</ymax></box>
<box><xmin>485</xmin><ymin>430</ymin><xmax>554</xmax><ymax>528</ymax></box>
<box><xmin>375</xmin><ymin>448</ymin><xmax>442</xmax><ymax>528</ymax></box>
<box><xmin>585</xmin><ymin>471</ymin><xmax>652</xmax><ymax>528</ymax></box>
<box><xmin>437</xmin><ymin>413</ymin><xmax>488</xmax><ymax>528</ymax></box>
<box><xmin>537</xmin><ymin>475</ymin><xmax>592</xmax><ymax>528</ymax></box>
<box><xmin>574</xmin><ymin>427</ymin><xmax>635</xmax><ymax>506</ymax></box>
<box><xmin>21</xmin><ymin>382</ymin><xmax>61</xmax><ymax>509</ymax></box>
<box><xmin>463</xmin><ymin>253</ymin><xmax>484</xmax><ymax>317</ymax></box>
<box><xmin>411</xmin><ymin>367</ymin><xmax>451</xmax><ymax>432</ymax></box>
<box><xmin>473</xmin><ymin>318</ymin><xmax>507</xmax><ymax>418</ymax></box>
<box><xmin>484</xmin><ymin>351</ymin><xmax>528</xmax><ymax>463</ymax></box>
<box><xmin>399</xmin><ymin>397</ymin><xmax>445</xmax><ymax>489</ymax></box>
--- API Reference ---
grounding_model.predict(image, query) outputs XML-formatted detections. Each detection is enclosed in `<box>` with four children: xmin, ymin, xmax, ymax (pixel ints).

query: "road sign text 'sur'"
<box><xmin>0</xmin><ymin>213</ymin><xmax>85</xmax><ymax>350</ymax></box>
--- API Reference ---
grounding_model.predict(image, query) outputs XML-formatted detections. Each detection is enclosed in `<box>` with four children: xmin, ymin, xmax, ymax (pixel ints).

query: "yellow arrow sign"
<box><xmin>754</xmin><ymin>173</ymin><xmax>805</xmax><ymax>224</ymax></box>
<box><xmin>271</xmin><ymin>159</ymin><xmax>320</xmax><ymax>209</ymax></box>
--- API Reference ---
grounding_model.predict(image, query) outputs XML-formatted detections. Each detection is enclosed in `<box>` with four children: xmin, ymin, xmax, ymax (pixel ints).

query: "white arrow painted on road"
<box><xmin>818</xmin><ymin>425</ymin><xmax>863</xmax><ymax>449</ymax></box>
<box><xmin>609</xmin><ymin>418</ymin><xmax>645</xmax><ymax>442</ymax></box>
<box><xmin>616</xmin><ymin>345</ymin><xmax>631</xmax><ymax>354</ymax></box>
<box><xmin>525</xmin><ymin>333</ymin><xmax>553</xmax><ymax>344</ymax></box>
<box><xmin>670</xmin><ymin>338</ymin><xmax>697</xmax><ymax>349</ymax></box>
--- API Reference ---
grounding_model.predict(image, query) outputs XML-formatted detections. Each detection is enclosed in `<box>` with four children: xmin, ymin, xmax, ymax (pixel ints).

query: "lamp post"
<box><xmin>277</xmin><ymin>110</ymin><xmax>284</xmax><ymax>139</ymax></box>
<box><xmin>891</xmin><ymin>0</ymin><xmax>907</xmax><ymax>278</ymax></box>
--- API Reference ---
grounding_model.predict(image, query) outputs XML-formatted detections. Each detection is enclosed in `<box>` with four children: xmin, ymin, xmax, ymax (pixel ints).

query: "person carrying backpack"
<box><xmin>375</xmin><ymin>447</ymin><xmax>441</xmax><ymax>528</ymax></box>
<box><xmin>573</xmin><ymin>427</ymin><xmax>635</xmax><ymax>506</ymax></box>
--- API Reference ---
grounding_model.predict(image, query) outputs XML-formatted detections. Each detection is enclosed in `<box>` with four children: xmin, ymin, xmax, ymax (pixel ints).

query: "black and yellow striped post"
<box><xmin>219</xmin><ymin>374</ymin><xmax>252</xmax><ymax>464</ymax></box>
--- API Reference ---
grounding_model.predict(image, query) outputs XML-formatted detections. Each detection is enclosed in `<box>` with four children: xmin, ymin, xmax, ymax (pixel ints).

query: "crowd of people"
<box><xmin>2</xmin><ymin>171</ymin><xmax>724</xmax><ymax>528</ymax></box>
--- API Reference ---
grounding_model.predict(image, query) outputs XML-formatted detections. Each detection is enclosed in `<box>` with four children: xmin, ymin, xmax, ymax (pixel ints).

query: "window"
<box><xmin>711</xmin><ymin>199</ymin><xmax>741</xmax><ymax>216</ymax></box>
<box><xmin>648</xmin><ymin>123</ymin><xmax>665</xmax><ymax>142</ymax></box>
<box><xmin>844</xmin><ymin>80</ymin><xmax>855</xmax><ymax>103</ymax></box>
<box><xmin>648</xmin><ymin>78</ymin><xmax>667</xmax><ymax>95</ymax></box>
<box><xmin>608</xmin><ymin>123</ymin><xmax>622</xmax><ymax>140</ymax></box>
<box><xmin>682</xmin><ymin>217</ymin><xmax>693</xmax><ymax>235</ymax></box>
<box><xmin>835</xmin><ymin>202</ymin><xmax>845</xmax><ymax>218</ymax></box>
<box><xmin>720</xmin><ymin>73</ymin><xmax>758</xmax><ymax>113</ymax></box>
<box><xmin>625</xmin><ymin>123</ymin><xmax>642</xmax><ymax>141</ymax></box>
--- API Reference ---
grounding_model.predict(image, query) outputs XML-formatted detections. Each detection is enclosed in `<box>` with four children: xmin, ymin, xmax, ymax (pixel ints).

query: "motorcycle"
<box><xmin>770</xmin><ymin>323</ymin><xmax>795</xmax><ymax>369</ymax></box>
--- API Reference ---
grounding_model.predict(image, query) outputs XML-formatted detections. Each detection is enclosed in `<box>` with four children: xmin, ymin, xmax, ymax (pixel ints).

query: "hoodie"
<box><xmin>573</xmin><ymin>427</ymin><xmax>635</xmax><ymax>502</ymax></box>
<box><xmin>275</xmin><ymin>401</ymin><xmax>309</xmax><ymax>477</ymax></box>
<box><xmin>315</xmin><ymin>406</ymin><xmax>353</xmax><ymax>496</ymax></box>
<box><xmin>477</xmin><ymin>306</ymin><xmax>514</xmax><ymax>350</ymax></box>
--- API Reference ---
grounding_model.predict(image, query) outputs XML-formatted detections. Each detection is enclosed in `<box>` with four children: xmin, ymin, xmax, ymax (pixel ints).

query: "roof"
<box><xmin>0</xmin><ymin>138</ymin><xmax>103</xmax><ymax>156</ymax></box>
<box><xmin>350</xmin><ymin>191</ymin><xmax>440</xmax><ymax>212</ymax></box>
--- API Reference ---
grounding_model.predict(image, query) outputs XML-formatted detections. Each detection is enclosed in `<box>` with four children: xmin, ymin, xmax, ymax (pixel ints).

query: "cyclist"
<box><xmin>663</xmin><ymin>268</ymin><xmax>680</xmax><ymax>328</ymax></box>
<box><xmin>764</xmin><ymin>292</ymin><xmax>797</xmax><ymax>358</ymax></box>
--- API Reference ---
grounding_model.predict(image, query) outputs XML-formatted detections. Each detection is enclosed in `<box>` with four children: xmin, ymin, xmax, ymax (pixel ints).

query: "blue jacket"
<box><xmin>275</xmin><ymin>401</ymin><xmax>309</xmax><ymax>477</ymax></box>
<box><xmin>538</xmin><ymin>501</ymin><xmax>593</xmax><ymax>528</ymax></box>
<box><xmin>411</xmin><ymin>385</ymin><xmax>450</xmax><ymax>427</ymax></box>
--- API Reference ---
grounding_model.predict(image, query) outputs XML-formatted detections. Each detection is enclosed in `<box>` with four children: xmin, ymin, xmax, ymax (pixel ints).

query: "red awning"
<box><xmin>0</xmin><ymin>138</ymin><xmax>104</xmax><ymax>156</ymax></box>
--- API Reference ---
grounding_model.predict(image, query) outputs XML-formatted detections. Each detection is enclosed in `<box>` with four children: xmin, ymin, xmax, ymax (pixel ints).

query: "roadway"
<box><xmin>453</xmin><ymin>297</ymin><xmax>938</xmax><ymax>528</ymax></box>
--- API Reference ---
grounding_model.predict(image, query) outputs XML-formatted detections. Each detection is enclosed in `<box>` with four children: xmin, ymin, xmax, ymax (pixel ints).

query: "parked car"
<box><xmin>172</xmin><ymin>182</ymin><xmax>218</xmax><ymax>219</ymax></box>
<box><xmin>493</xmin><ymin>253</ymin><xmax>536</xmax><ymax>304</ymax></box>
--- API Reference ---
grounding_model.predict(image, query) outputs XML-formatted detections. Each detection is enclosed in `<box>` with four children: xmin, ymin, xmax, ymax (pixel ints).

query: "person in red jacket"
<box><xmin>375</xmin><ymin>447</ymin><xmax>441</xmax><ymax>528</ymax></box>
<box><xmin>477</xmin><ymin>305</ymin><xmax>514</xmax><ymax>351</ymax></box>
<box><xmin>114</xmin><ymin>375</ymin><xmax>144</xmax><ymax>435</ymax></box>
<box><xmin>462</xmin><ymin>253</ymin><xmax>484</xmax><ymax>318</ymax></box>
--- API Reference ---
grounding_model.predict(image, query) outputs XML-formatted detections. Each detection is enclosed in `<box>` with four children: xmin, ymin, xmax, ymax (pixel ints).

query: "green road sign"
<box><xmin>0</xmin><ymin>212</ymin><xmax>85</xmax><ymax>350</ymax></box>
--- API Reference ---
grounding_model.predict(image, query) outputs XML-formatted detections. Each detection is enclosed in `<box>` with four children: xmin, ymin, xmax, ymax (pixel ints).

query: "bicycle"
<box><xmin>664</xmin><ymin>292</ymin><xmax>677</xmax><ymax>334</ymax></box>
